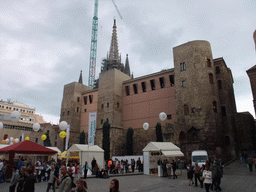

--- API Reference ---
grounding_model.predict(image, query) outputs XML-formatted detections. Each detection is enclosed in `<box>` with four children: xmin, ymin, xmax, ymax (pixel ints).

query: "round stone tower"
<box><xmin>173</xmin><ymin>40</ymin><xmax>221</xmax><ymax>157</ymax></box>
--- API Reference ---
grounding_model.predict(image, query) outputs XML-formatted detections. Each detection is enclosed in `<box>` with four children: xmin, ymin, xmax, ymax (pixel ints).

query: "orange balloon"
<box><xmin>12</xmin><ymin>139</ymin><xmax>15</xmax><ymax>143</ymax></box>
<box><xmin>2</xmin><ymin>140</ymin><xmax>5</xmax><ymax>144</ymax></box>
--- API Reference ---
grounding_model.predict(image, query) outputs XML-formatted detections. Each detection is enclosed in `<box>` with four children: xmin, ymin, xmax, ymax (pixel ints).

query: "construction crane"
<box><xmin>88</xmin><ymin>0</ymin><xmax>99</xmax><ymax>88</ymax></box>
<box><xmin>111</xmin><ymin>0</ymin><xmax>122</xmax><ymax>19</ymax></box>
<box><xmin>88</xmin><ymin>0</ymin><xmax>122</xmax><ymax>88</ymax></box>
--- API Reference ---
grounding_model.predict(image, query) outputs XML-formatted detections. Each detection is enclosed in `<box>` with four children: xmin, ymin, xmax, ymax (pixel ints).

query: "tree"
<box><xmin>155</xmin><ymin>123</ymin><xmax>163</xmax><ymax>142</ymax></box>
<box><xmin>44</xmin><ymin>130</ymin><xmax>52</xmax><ymax>146</ymax></box>
<box><xmin>126</xmin><ymin>127</ymin><xmax>134</xmax><ymax>155</ymax></box>
<box><xmin>102</xmin><ymin>119</ymin><xmax>110</xmax><ymax>160</ymax></box>
<box><xmin>78</xmin><ymin>131</ymin><xmax>86</xmax><ymax>144</ymax></box>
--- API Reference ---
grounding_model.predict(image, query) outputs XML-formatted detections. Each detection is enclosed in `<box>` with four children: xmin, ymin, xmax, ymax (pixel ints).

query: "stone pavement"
<box><xmin>0</xmin><ymin>160</ymin><xmax>255</xmax><ymax>191</ymax></box>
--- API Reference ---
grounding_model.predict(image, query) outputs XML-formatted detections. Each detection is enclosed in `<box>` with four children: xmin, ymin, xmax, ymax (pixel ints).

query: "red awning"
<box><xmin>0</xmin><ymin>140</ymin><xmax>57</xmax><ymax>155</ymax></box>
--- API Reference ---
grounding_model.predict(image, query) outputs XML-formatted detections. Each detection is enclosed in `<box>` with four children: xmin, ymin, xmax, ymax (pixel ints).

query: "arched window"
<box><xmin>179</xmin><ymin>131</ymin><xmax>186</xmax><ymax>143</ymax></box>
<box><xmin>209</xmin><ymin>73</ymin><xmax>214</xmax><ymax>84</ymax></box>
<box><xmin>184</xmin><ymin>104</ymin><xmax>189</xmax><ymax>115</ymax></box>
<box><xmin>213</xmin><ymin>101</ymin><xmax>217</xmax><ymax>113</ymax></box>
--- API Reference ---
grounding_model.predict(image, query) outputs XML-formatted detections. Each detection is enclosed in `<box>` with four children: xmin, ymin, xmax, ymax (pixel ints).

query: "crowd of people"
<box><xmin>0</xmin><ymin>157</ymin><xmax>123</xmax><ymax>192</ymax></box>
<box><xmin>186</xmin><ymin>158</ymin><xmax>224</xmax><ymax>192</ymax></box>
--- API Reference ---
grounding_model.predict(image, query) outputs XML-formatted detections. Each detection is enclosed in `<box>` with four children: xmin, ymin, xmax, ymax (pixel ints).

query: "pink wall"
<box><xmin>123</xmin><ymin>71</ymin><xmax>176</xmax><ymax>129</ymax></box>
<box><xmin>80</xmin><ymin>90</ymin><xmax>98</xmax><ymax>133</ymax></box>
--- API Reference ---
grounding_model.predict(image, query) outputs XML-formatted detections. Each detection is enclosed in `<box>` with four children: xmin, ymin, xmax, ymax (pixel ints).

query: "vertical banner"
<box><xmin>65</xmin><ymin>125</ymin><xmax>70</xmax><ymax>151</ymax></box>
<box><xmin>88</xmin><ymin>112</ymin><xmax>97</xmax><ymax>146</ymax></box>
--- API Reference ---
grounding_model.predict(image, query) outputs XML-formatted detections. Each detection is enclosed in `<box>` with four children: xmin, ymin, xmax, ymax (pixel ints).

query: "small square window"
<box><xmin>101</xmin><ymin>104</ymin><xmax>104</xmax><ymax>109</ymax></box>
<box><xmin>167</xmin><ymin>115</ymin><xmax>172</xmax><ymax>119</ymax></box>
<box><xmin>84</xmin><ymin>109</ymin><xmax>87</xmax><ymax>112</ymax></box>
<box><xmin>180</xmin><ymin>62</ymin><xmax>186</xmax><ymax>71</ymax></box>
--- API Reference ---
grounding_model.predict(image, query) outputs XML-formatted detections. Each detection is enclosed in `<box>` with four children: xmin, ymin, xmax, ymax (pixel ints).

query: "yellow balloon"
<box><xmin>41</xmin><ymin>135</ymin><xmax>47</xmax><ymax>140</ymax></box>
<box><xmin>25</xmin><ymin>137</ymin><xmax>30</xmax><ymax>141</ymax></box>
<box><xmin>2</xmin><ymin>140</ymin><xmax>5</xmax><ymax>144</ymax></box>
<box><xmin>59</xmin><ymin>131</ymin><xmax>66</xmax><ymax>139</ymax></box>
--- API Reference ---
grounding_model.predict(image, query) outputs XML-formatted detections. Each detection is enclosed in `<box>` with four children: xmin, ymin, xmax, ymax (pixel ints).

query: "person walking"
<box><xmin>17</xmin><ymin>166</ymin><xmax>26</xmax><ymax>192</ymax></box>
<box><xmin>55</xmin><ymin>165</ymin><xmax>72</xmax><ymax>192</ymax></box>
<box><xmin>187</xmin><ymin>163</ymin><xmax>194</xmax><ymax>186</ymax></box>
<box><xmin>131</xmin><ymin>159</ymin><xmax>135</xmax><ymax>173</ymax></box>
<box><xmin>109</xmin><ymin>179</ymin><xmax>119</xmax><ymax>192</ymax></box>
<box><xmin>202</xmin><ymin>165</ymin><xmax>212</xmax><ymax>192</ymax></box>
<box><xmin>194</xmin><ymin>162</ymin><xmax>203</xmax><ymax>188</ymax></box>
<box><xmin>211</xmin><ymin>159</ymin><xmax>222</xmax><ymax>191</ymax></box>
<box><xmin>75</xmin><ymin>179</ymin><xmax>87</xmax><ymax>192</ymax></box>
<box><xmin>82</xmin><ymin>162</ymin><xmax>89</xmax><ymax>179</ymax></box>
<box><xmin>23</xmin><ymin>167</ymin><xmax>36</xmax><ymax>192</ymax></box>
<box><xmin>46</xmin><ymin>163</ymin><xmax>57</xmax><ymax>192</ymax></box>
<box><xmin>91</xmin><ymin>158</ymin><xmax>96</xmax><ymax>174</ymax></box>
<box><xmin>9</xmin><ymin>166</ymin><xmax>19</xmax><ymax>192</ymax></box>
<box><xmin>171</xmin><ymin>160</ymin><xmax>177</xmax><ymax>179</ymax></box>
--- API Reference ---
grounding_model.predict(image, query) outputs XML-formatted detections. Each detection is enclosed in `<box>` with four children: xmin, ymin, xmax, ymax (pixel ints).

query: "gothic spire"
<box><xmin>109</xmin><ymin>19</ymin><xmax>119</xmax><ymax>63</ymax></box>
<box><xmin>78</xmin><ymin>70</ymin><xmax>83</xmax><ymax>84</ymax></box>
<box><xmin>124</xmin><ymin>54</ymin><xmax>131</xmax><ymax>76</ymax></box>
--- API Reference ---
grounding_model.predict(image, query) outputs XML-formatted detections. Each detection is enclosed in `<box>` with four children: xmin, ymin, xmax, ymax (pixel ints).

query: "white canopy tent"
<box><xmin>46</xmin><ymin>147</ymin><xmax>61</xmax><ymax>161</ymax></box>
<box><xmin>67</xmin><ymin>144</ymin><xmax>104</xmax><ymax>169</ymax></box>
<box><xmin>143</xmin><ymin>142</ymin><xmax>184</xmax><ymax>175</ymax></box>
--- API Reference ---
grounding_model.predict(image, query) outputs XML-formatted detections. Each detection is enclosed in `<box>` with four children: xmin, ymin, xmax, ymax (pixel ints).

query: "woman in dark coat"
<box><xmin>23</xmin><ymin>167</ymin><xmax>36</xmax><ymax>192</ymax></box>
<box><xmin>187</xmin><ymin>163</ymin><xmax>194</xmax><ymax>186</ymax></box>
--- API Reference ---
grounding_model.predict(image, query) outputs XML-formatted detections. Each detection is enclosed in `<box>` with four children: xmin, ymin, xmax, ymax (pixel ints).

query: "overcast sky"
<box><xmin>0</xmin><ymin>0</ymin><xmax>256</xmax><ymax>124</ymax></box>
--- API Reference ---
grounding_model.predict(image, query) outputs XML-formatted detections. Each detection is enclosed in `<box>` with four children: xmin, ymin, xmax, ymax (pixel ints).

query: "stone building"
<box><xmin>60</xmin><ymin>21</ymin><xmax>253</xmax><ymax>162</ymax></box>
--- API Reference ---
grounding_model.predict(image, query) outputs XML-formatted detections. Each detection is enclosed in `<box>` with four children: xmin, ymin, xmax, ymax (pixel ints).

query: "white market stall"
<box><xmin>67</xmin><ymin>144</ymin><xmax>104</xmax><ymax>169</ymax></box>
<box><xmin>143</xmin><ymin>142</ymin><xmax>184</xmax><ymax>176</ymax></box>
<box><xmin>46</xmin><ymin>147</ymin><xmax>61</xmax><ymax>161</ymax></box>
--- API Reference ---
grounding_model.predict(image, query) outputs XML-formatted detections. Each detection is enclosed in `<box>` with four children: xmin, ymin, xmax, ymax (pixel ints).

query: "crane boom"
<box><xmin>112</xmin><ymin>0</ymin><xmax>123</xmax><ymax>19</ymax></box>
<box><xmin>88</xmin><ymin>0</ymin><xmax>99</xmax><ymax>88</ymax></box>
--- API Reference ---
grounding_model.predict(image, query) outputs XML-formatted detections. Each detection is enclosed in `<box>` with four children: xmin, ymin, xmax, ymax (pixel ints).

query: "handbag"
<box><xmin>200</xmin><ymin>176</ymin><xmax>205</xmax><ymax>181</ymax></box>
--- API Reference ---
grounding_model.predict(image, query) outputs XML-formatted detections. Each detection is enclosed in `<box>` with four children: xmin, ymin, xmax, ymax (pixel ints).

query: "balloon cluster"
<box><xmin>2</xmin><ymin>138</ymin><xmax>20</xmax><ymax>144</ymax></box>
<box><xmin>143</xmin><ymin>112</ymin><xmax>167</xmax><ymax>131</ymax></box>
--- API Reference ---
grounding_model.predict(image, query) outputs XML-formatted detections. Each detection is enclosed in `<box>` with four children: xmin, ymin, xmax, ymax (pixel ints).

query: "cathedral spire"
<box><xmin>78</xmin><ymin>70</ymin><xmax>83</xmax><ymax>84</ymax></box>
<box><xmin>109</xmin><ymin>19</ymin><xmax>119</xmax><ymax>64</ymax></box>
<box><xmin>124</xmin><ymin>54</ymin><xmax>131</xmax><ymax>76</ymax></box>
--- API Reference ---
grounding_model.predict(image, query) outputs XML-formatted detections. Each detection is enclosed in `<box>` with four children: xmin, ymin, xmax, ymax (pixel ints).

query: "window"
<box><xmin>213</xmin><ymin>101</ymin><xmax>217</xmax><ymax>112</ymax></box>
<box><xmin>35</xmin><ymin>138</ymin><xmax>38</xmax><ymax>143</ymax></box>
<box><xmin>182</xmin><ymin>81</ymin><xmax>186</xmax><ymax>87</ymax></box>
<box><xmin>184</xmin><ymin>104</ymin><xmax>189</xmax><ymax>115</ymax></box>
<box><xmin>76</xmin><ymin>107</ymin><xmax>79</xmax><ymax>113</ymax></box>
<box><xmin>180</xmin><ymin>62</ymin><xmax>186</xmax><ymax>71</ymax></box>
<box><xmin>84</xmin><ymin>109</ymin><xmax>87</xmax><ymax>112</ymax></box>
<box><xmin>125</xmin><ymin>86</ymin><xmax>130</xmax><ymax>96</ymax></box>
<box><xmin>62</xmin><ymin>112</ymin><xmax>65</xmax><ymax>116</ymax></box>
<box><xmin>167</xmin><ymin>115</ymin><xmax>172</xmax><ymax>120</ymax></box>
<box><xmin>77</xmin><ymin>97</ymin><xmax>80</xmax><ymax>102</ymax></box>
<box><xmin>169</xmin><ymin>75</ymin><xmax>174</xmax><ymax>86</ymax></box>
<box><xmin>117</xmin><ymin>102</ymin><xmax>119</xmax><ymax>108</ymax></box>
<box><xmin>179</xmin><ymin>131</ymin><xmax>186</xmax><ymax>143</ymax></box>
<box><xmin>101</xmin><ymin>104</ymin><xmax>104</xmax><ymax>109</ymax></box>
<box><xmin>150</xmin><ymin>79</ymin><xmax>155</xmax><ymax>90</ymax></box>
<box><xmin>13</xmin><ymin>108</ymin><xmax>15</xmax><ymax>110</ymax></box>
<box><xmin>83</xmin><ymin>96</ymin><xmax>87</xmax><ymax>105</ymax></box>
<box><xmin>141</xmin><ymin>82</ymin><xmax>146</xmax><ymax>92</ymax></box>
<box><xmin>218</xmin><ymin>80</ymin><xmax>222</xmax><ymax>90</ymax></box>
<box><xmin>216</xmin><ymin>66</ymin><xmax>220</xmax><ymax>74</ymax></box>
<box><xmin>159</xmin><ymin>77</ymin><xmax>165</xmax><ymax>88</ymax></box>
<box><xmin>221</xmin><ymin>106</ymin><xmax>226</xmax><ymax>116</ymax></box>
<box><xmin>89</xmin><ymin>95</ymin><xmax>93</xmax><ymax>104</ymax></box>
<box><xmin>67</xmin><ymin>111</ymin><xmax>70</xmax><ymax>116</ymax></box>
<box><xmin>133</xmin><ymin>84</ymin><xmax>138</xmax><ymax>94</ymax></box>
<box><xmin>20</xmin><ymin>109</ymin><xmax>22</xmax><ymax>111</ymax></box>
<box><xmin>209</xmin><ymin>73</ymin><xmax>214</xmax><ymax>84</ymax></box>
<box><xmin>207</xmin><ymin>59</ymin><xmax>211</xmax><ymax>67</ymax></box>
<box><xmin>107</xmin><ymin>103</ymin><xmax>109</xmax><ymax>108</ymax></box>
<box><xmin>101</xmin><ymin>119</ymin><xmax>103</xmax><ymax>124</ymax></box>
